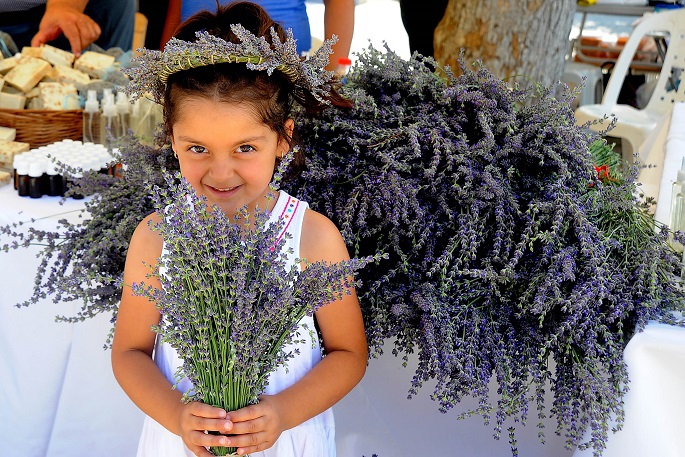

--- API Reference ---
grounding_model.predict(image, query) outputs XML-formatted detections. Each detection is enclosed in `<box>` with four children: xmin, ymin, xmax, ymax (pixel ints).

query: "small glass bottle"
<box><xmin>336</xmin><ymin>57</ymin><xmax>352</xmax><ymax>82</ymax></box>
<box><xmin>116</xmin><ymin>92</ymin><xmax>130</xmax><ymax>140</ymax></box>
<box><xmin>46</xmin><ymin>161</ymin><xmax>64</xmax><ymax>197</ymax></box>
<box><xmin>16</xmin><ymin>161</ymin><xmax>30</xmax><ymax>197</ymax></box>
<box><xmin>670</xmin><ymin>158</ymin><xmax>685</xmax><ymax>252</ymax></box>
<box><xmin>100</xmin><ymin>98</ymin><xmax>120</xmax><ymax>151</ymax></box>
<box><xmin>12</xmin><ymin>154</ymin><xmax>27</xmax><ymax>191</ymax></box>
<box><xmin>83</xmin><ymin>90</ymin><xmax>102</xmax><ymax>144</ymax></box>
<box><xmin>28</xmin><ymin>161</ymin><xmax>44</xmax><ymax>199</ymax></box>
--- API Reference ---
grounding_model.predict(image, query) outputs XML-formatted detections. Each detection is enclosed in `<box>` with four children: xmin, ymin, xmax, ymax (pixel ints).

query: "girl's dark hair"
<box><xmin>164</xmin><ymin>1</ymin><xmax>352</xmax><ymax>177</ymax></box>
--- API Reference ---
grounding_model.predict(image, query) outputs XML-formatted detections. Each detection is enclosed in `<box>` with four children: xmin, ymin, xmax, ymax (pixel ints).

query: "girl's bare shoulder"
<box><xmin>300</xmin><ymin>208</ymin><xmax>350</xmax><ymax>263</ymax></box>
<box><xmin>128</xmin><ymin>212</ymin><xmax>164</xmax><ymax>260</ymax></box>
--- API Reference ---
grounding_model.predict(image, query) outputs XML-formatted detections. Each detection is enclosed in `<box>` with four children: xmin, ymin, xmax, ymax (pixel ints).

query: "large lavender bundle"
<box><xmin>284</xmin><ymin>46</ymin><xmax>685</xmax><ymax>455</ymax></box>
<box><xmin>133</xmin><ymin>171</ymin><xmax>374</xmax><ymax>456</ymax></box>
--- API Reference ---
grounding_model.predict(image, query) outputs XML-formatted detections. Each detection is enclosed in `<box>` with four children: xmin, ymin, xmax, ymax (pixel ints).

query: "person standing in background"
<box><xmin>0</xmin><ymin>0</ymin><xmax>136</xmax><ymax>55</ymax></box>
<box><xmin>398</xmin><ymin>0</ymin><xmax>447</xmax><ymax>58</ymax></box>
<box><xmin>161</xmin><ymin>0</ymin><xmax>354</xmax><ymax>71</ymax></box>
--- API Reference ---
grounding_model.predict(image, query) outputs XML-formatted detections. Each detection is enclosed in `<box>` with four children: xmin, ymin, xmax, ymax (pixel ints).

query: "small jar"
<box><xmin>28</xmin><ymin>161</ymin><xmax>45</xmax><ymax>199</ymax></box>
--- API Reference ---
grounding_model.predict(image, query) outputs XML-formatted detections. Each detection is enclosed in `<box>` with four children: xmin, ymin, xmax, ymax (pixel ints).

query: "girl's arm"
<box><xmin>222</xmin><ymin>209</ymin><xmax>368</xmax><ymax>454</ymax></box>
<box><xmin>111</xmin><ymin>213</ymin><xmax>233</xmax><ymax>457</ymax></box>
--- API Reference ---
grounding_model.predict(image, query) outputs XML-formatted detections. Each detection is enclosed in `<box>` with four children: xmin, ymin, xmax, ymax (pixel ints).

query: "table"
<box><xmin>572</xmin><ymin>4</ymin><xmax>662</xmax><ymax>71</ymax></box>
<box><xmin>567</xmin><ymin>102</ymin><xmax>685</xmax><ymax>457</ymax></box>
<box><xmin>2</xmin><ymin>165</ymin><xmax>684</xmax><ymax>456</ymax></box>
<box><xmin>0</xmin><ymin>185</ymin><xmax>575</xmax><ymax>457</ymax></box>
<box><xmin>0</xmin><ymin>186</ymin><xmax>145</xmax><ymax>457</ymax></box>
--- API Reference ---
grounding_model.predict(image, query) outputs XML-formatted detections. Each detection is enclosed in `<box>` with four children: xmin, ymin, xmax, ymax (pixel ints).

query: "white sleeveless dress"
<box><xmin>136</xmin><ymin>191</ymin><xmax>336</xmax><ymax>457</ymax></box>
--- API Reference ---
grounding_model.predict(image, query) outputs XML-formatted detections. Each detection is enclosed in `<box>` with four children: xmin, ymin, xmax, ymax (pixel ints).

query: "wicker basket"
<box><xmin>0</xmin><ymin>109</ymin><xmax>83</xmax><ymax>148</ymax></box>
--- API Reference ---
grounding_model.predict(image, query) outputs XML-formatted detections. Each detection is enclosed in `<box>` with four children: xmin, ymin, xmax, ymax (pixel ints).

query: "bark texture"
<box><xmin>434</xmin><ymin>0</ymin><xmax>576</xmax><ymax>86</ymax></box>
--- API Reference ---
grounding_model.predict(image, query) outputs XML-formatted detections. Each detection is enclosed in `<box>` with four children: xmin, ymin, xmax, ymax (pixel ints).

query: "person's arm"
<box><xmin>160</xmin><ymin>0</ymin><xmax>182</xmax><ymax>49</ymax></box>
<box><xmin>219</xmin><ymin>209</ymin><xmax>368</xmax><ymax>454</ymax></box>
<box><xmin>111</xmin><ymin>213</ymin><xmax>233</xmax><ymax>457</ymax></box>
<box><xmin>322</xmin><ymin>0</ymin><xmax>355</xmax><ymax>71</ymax></box>
<box><xmin>30</xmin><ymin>0</ymin><xmax>100</xmax><ymax>55</ymax></box>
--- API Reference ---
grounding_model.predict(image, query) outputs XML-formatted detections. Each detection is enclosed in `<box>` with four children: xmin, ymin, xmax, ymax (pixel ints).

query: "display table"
<box><xmin>0</xmin><ymin>185</ymin><xmax>575</xmax><ymax>457</ymax></box>
<box><xmin>0</xmin><ymin>186</ymin><xmax>145</xmax><ymax>457</ymax></box>
<box><xmin>2</xmin><ymin>162</ymin><xmax>684</xmax><ymax>456</ymax></box>
<box><xmin>567</xmin><ymin>102</ymin><xmax>685</xmax><ymax>457</ymax></box>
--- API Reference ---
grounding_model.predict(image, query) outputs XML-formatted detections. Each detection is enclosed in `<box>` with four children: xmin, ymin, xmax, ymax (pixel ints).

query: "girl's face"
<box><xmin>170</xmin><ymin>96</ymin><xmax>293</xmax><ymax>218</ymax></box>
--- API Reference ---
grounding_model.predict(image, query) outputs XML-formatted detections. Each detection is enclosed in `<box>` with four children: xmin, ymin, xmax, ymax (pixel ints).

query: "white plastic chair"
<box><xmin>574</xmin><ymin>9</ymin><xmax>685</xmax><ymax>158</ymax></box>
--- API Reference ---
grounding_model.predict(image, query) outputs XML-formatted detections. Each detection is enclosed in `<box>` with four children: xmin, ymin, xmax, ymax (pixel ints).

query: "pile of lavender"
<box><xmin>0</xmin><ymin>137</ymin><xmax>176</xmax><ymax>339</ymax></box>
<box><xmin>283</xmin><ymin>46</ymin><xmax>685</xmax><ymax>455</ymax></box>
<box><xmin>133</xmin><ymin>172</ymin><xmax>373</xmax><ymax>456</ymax></box>
<box><xmin>3</xmin><ymin>44</ymin><xmax>685</xmax><ymax>456</ymax></box>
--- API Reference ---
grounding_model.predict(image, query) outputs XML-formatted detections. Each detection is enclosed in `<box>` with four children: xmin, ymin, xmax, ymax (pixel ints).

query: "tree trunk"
<box><xmin>434</xmin><ymin>0</ymin><xmax>577</xmax><ymax>87</ymax></box>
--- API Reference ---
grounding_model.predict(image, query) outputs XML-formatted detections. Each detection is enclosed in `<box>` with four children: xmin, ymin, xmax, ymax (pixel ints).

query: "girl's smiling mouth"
<box><xmin>206</xmin><ymin>184</ymin><xmax>241</xmax><ymax>195</ymax></box>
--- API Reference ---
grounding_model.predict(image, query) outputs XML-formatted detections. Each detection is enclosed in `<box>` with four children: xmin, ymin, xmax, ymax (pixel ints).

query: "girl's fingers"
<box><xmin>223</xmin><ymin>431</ymin><xmax>269</xmax><ymax>453</ymax></box>
<box><xmin>224</xmin><ymin>415</ymin><xmax>265</xmax><ymax>436</ymax></box>
<box><xmin>187</xmin><ymin>401</ymin><xmax>228</xmax><ymax>419</ymax></box>
<box><xmin>188</xmin><ymin>429</ymin><xmax>230</xmax><ymax>449</ymax></box>
<box><xmin>225</xmin><ymin>403</ymin><xmax>263</xmax><ymax>423</ymax></box>
<box><xmin>191</xmin><ymin>417</ymin><xmax>234</xmax><ymax>434</ymax></box>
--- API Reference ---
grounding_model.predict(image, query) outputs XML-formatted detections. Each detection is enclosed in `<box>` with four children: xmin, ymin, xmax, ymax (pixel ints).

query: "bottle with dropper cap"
<box><xmin>83</xmin><ymin>90</ymin><xmax>101</xmax><ymax>144</ymax></box>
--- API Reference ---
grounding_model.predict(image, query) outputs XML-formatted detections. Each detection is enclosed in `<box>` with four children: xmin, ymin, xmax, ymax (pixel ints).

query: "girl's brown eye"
<box><xmin>189</xmin><ymin>146</ymin><xmax>207</xmax><ymax>154</ymax></box>
<box><xmin>237</xmin><ymin>145</ymin><xmax>255</xmax><ymax>153</ymax></box>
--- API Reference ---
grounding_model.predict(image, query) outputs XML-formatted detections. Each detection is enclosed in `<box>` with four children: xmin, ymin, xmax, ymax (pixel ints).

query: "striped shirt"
<box><xmin>0</xmin><ymin>0</ymin><xmax>46</xmax><ymax>13</ymax></box>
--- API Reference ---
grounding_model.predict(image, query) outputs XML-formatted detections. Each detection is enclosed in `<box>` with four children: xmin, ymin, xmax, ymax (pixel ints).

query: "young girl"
<box><xmin>111</xmin><ymin>3</ymin><xmax>366</xmax><ymax>456</ymax></box>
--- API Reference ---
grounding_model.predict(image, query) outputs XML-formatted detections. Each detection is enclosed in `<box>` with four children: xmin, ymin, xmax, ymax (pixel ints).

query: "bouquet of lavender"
<box><xmin>132</xmin><ymin>168</ymin><xmax>375</xmax><ymax>456</ymax></box>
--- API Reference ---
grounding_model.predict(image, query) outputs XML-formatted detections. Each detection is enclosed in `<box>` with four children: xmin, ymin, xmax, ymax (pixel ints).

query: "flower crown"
<box><xmin>124</xmin><ymin>24</ymin><xmax>337</xmax><ymax>104</ymax></box>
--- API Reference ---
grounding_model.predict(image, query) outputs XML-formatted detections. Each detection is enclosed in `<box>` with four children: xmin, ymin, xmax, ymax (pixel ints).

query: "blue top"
<box><xmin>181</xmin><ymin>0</ymin><xmax>311</xmax><ymax>55</ymax></box>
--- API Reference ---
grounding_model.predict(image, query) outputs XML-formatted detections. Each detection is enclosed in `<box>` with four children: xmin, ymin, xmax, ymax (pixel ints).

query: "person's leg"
<box><xmin>398</xmin><ymin>0</ymin><xmax>448</xmax><ymax>57</ymax></box>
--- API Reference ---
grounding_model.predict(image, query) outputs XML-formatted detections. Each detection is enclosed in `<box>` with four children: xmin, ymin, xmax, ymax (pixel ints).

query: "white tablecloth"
<box><xmin>0</xmin><ymin>185</ymin><xmax>576</xmax><ymax>457</ymax></box>
<box><xmin>570</xmin><ymin>102</ymin><xmax>685</xmax><ymax>457</ymax></box>
<box><xmin>0</xmin><ymin>186</ymin><xmax>145</xmax><ymax>457</ymax></box>
<box><xmin>4</xmin><ymin>165</ymin><xmax>684</xmax><ymax>456</ymax></box>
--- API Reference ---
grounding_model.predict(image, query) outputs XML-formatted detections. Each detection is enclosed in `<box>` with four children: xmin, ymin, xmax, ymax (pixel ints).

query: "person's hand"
<box><xmin>31</xmin><ymin>2</ymin><xmax>101</xmax><ymax>56</ymax></box>
<box><xmin>222</xmin><ymin>395</ymin><xmax>285</xmax><ymax>454</ymax></box>
<box><xmin>178</xmin><ymin>401</ymin><xmax>235</xmax><ymax>457</ymax></box>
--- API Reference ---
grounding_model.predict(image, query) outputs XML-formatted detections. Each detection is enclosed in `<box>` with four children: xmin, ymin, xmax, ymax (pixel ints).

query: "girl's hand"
<box><xmin>222</xmin><ymin>395</ymin><xmax>286</xmax><ymax>455</ymax></box>
<box><xmin>178</xmin><ymin>401</ymin><xmax>234</xmax><ymax>457</ymax></box>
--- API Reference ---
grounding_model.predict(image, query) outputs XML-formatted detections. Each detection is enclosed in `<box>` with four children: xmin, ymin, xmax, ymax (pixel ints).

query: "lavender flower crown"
<box><xmin>124</xmin><ymin>24</ymin><xmax>337</xmax><ymax>104</ymax></box>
